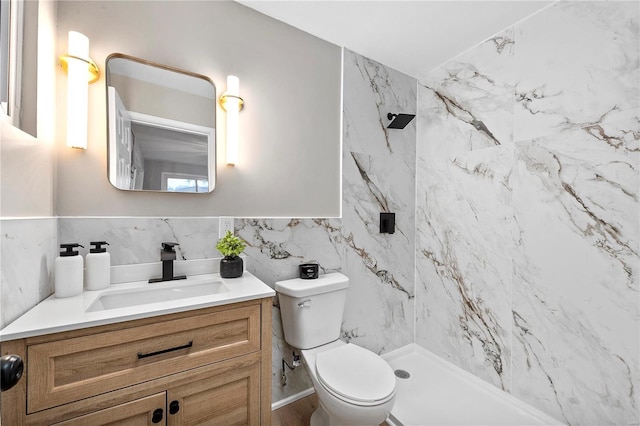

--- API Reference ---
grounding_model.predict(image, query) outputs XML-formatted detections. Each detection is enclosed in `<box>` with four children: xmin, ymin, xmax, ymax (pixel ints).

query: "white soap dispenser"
<box><xmin>85</xmin><ymin>241</ymin><xmax>111</xmax><ymax>291</ymax></box>
<box><xmin>55</xmin><ymin>243</ymin><xmax>84</xmax><ymax>298</ymax></box>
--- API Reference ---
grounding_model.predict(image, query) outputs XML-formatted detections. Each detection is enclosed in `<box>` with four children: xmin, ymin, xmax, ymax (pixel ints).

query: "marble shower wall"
<box><xmin>415</xmin><ymin>2</ymin><xmax>639</xmax><ymax>425</ymax></box>
<box><xmin>236</xmin><ymin>49</ymin><xmax>417</xmax><ymax>403</ymax></box>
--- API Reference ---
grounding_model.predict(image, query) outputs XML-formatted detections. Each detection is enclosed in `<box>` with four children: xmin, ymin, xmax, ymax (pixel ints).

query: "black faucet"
<box><xmin>149</xmin><ymin>242</ymin><xmax>187</xmax><ymax>283</ymax></box>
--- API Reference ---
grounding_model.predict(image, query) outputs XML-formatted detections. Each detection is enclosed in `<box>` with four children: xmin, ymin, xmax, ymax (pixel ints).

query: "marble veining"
<box><xmin>429</xmin><ymin>90</ymin><xmax>502</xmax><ymax>146</ymax></box>
<box><xmin>58</xmin><ymin>217</ymin><xmax>220</xmax><ymax>265</ymax></box>
<box><xmin>511</xmin><ymin>117</ymin><xmax>639</xmax><ymax>425</ymax></box>
<box><xmin>421</xmin><ymin>28</ymin><xmax>515</xmax><ymax>152</ymax></box>
<box><xmin>514</xmin><ymin>1</ymin><xmax>639</xmax><ymax>142</ymax></box>
<box><xmin>343</xmin><ymin>49</ymin><xmax>417</xmax><ymax>161</ymax></box>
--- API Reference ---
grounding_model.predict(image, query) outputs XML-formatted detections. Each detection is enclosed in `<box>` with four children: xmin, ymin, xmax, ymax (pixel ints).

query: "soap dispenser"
<box><xmin>55</xmin><ymin>243</ymin><xmax>84</xmax><ymax>298</ymax></box>
<box><xmin>85</xmin><ymin>241</ymin><xmax>110</xmax><ymax>291</ymax></box>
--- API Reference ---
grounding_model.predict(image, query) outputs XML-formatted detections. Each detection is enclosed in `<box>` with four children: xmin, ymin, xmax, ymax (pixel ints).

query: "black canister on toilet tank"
<box><xmin>299</xmin><ymin>262</ymin><xmax>319</xmax><ymax>279</ymax></box>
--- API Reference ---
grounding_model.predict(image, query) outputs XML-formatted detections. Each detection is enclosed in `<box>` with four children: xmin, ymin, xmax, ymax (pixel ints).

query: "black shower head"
<box><xmin>387</xmin><ymin>113</ymin><xmax>416</xmax><ymax>129</ymax></box>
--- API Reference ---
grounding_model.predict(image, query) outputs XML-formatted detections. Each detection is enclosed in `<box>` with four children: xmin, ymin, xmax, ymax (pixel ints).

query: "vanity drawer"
<box><xmin>27</xmin><ymin>304</ymin><xmax>261</xmax><ymax>413</ymax></box>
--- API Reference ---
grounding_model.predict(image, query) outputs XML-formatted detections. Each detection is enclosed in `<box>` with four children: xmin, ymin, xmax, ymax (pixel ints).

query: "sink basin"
<box><xmin>86</xmin><ymin>279</ymin><xmax>229</xmax><ymax>312</ymax></box>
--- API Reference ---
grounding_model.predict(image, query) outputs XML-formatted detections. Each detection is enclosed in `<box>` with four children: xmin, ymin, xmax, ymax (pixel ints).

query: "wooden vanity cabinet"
<box><xmin>0</xmin><ymin>298</ymin><xmax>272</xmax><ymax>426</ymax></box>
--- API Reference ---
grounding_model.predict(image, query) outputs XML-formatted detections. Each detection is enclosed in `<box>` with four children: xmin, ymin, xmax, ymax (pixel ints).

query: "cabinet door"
<box><xmin>167</xmin><ymin>360</ymin><xmax>261</xmax><ymax>426</ymax></box>
<box><xmin>52</xmin><ymin>392</ymin><xmax>166</xmax><ymax>426</ymax></box>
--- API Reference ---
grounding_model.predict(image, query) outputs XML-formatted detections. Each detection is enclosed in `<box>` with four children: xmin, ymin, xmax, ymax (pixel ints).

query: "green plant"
<box><xmin>216</xmin><ymin>231</ymin><xmax>246</xmax><ymax>258</ymax></box>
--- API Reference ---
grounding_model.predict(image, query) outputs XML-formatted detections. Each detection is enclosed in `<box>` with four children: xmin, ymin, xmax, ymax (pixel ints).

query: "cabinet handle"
<box><xmin>152</xmin><ymin>408</ymin><xmax>164</xmax><ymax>423</ymax></box>
<box><xmin>137</xmin><ymin>341</ymin><xmax>193</xmax><ymax>359</ymax></box>
<box><xmin>0</xmin><ymin>355</ymin><xmax>23</xmax><ymax>391</ymax></box>
<box><xmin>169</xmin><ymin>400</ymin><xmax>180</xmax><ymax>414</ymax></box>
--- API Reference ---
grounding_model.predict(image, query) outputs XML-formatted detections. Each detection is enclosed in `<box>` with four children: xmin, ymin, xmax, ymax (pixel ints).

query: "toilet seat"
<box><xmin>315</xmin><ymin>343</ymin><xmax>396</xmax><ymax>407</ymax></box>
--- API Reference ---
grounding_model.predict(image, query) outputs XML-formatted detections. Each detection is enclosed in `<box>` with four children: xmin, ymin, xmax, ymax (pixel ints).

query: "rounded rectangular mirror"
<box><xmin>106</xmin><ymin>53</ymin><xmax>216</xmax><ymax>193</ymax></box>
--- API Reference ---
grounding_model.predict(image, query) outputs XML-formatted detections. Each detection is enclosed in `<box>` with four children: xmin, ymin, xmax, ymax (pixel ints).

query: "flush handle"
<box><xmin>298</xmin><ymin>299</ymin><xmax>311</xmax><ymax>308</ymax></box>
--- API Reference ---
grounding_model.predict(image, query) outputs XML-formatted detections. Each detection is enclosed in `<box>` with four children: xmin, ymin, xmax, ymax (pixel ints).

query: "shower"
<box><xmin>387</xmin><ymin>113</ymin><xmax>416</xmax><ymax>129</ymax></box>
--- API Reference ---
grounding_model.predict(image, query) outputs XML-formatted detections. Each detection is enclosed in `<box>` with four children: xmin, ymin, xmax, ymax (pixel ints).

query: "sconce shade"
<box><xmin>219</xmin><ymin>75</ymin><xmax>243</xmax><ymax>166</ymax></box>
<box><xmin>61</xmin><ymin>31</ymin><xmax>99</xmax><ymax>149</ymax></box>
<box><xmin>60</xmin><ymin>31</ymin><xmax>99</xmax><ymax>83</ymax></box>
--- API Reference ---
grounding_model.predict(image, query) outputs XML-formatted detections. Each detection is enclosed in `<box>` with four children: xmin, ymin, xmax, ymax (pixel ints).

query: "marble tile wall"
<box><xmin>236</xmin><ymin>49</ymin><xmax>417</xmax><ymax>403</ymax></box>
<box><xmin>0</xmin><ymin>219</ymin><xmax>57</xmax><ymax>329</ymax></box>
<box><xmin>415</xmin><ymin>2</ymin><xmax>639</xmax><ymax>425</ymax></box>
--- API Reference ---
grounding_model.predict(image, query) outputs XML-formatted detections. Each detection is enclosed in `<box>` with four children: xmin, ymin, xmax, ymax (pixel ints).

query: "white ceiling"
<box><xmin>238</xmin><ymin>0</ymin><xmax>553</xmax><ymax>78</ymax></box>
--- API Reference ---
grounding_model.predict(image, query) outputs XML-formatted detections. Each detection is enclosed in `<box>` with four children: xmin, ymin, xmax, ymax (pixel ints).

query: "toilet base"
<box><xmin>310</xmin><ymin>400</ymin><xmax>385</xmax><ymax>426</ymax></box>
<box><xmin>310</xmin><ymin>404</ymin><xmax>330</xmax><ymax>426</ymax></box>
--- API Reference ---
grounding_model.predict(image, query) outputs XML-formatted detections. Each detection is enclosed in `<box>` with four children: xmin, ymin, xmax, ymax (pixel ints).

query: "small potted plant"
<box><xmin>216</xmin><ymin>231</ymin><xmax>246</xmax><ymax>278</ymax></box>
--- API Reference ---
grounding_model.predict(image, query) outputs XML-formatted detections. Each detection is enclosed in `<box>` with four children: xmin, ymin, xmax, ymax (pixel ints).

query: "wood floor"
<box><xmin>271</xmin><ymin>393</ymin><xmax>390</xmax><ymax>426</ymax></box>
<box><xmin>272</xmin><ymin>394</ymin><xmax>318</xmax><ymax>426</ymax></box>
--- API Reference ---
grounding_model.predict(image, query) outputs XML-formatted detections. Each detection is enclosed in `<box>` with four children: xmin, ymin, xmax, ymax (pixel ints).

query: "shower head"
<box><xmin>387</xmin><ymin>113</ymin><xmax>416</xmax><ymax>129</ymax></box>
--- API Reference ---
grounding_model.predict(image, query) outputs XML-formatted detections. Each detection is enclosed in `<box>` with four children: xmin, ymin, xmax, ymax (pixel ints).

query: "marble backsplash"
<box><xmin>416</xmin><ymin>2</ymin><xmax>639</xmax><ymax>425</ymax></box>
<box><xmin>58</xmin><ymin>217</ymin><xmax>220</xmax><ymax>264</ymax></box>
<box><xmin>0</xmin><ymin>218</ymin><xmax>58</xmax><ymax>329</ymax></box>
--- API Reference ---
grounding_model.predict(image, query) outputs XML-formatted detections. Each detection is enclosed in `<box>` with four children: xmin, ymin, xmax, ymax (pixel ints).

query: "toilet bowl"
<box><xmin>302</xmin><ymin>340</ymin><xmax>396</xmax><ymax>426</ymax></box>
<box><xmin>275</xmin><ymin>273</ymin><xmax>397</xmax><ymax>425</ymax></box>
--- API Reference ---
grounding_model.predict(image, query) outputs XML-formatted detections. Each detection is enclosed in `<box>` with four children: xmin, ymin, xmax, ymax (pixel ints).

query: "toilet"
<box><xmin>276</xmin><ymin>273</ymin><xmax>396</xmax><ymax>426</ymax></box>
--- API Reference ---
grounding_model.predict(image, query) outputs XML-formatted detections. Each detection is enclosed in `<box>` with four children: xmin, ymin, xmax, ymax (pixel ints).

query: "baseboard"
<box><xmin>271</xmin><ymin>387</ymin><xmax>316</xmax><ymax>411</ymax></box>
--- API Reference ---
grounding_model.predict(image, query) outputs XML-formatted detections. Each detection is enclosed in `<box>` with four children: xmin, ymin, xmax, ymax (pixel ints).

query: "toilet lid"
<box><xmin>315</xmin><ymin>344</ymin><xmax>396</xmax><ymax>404</ymax></box>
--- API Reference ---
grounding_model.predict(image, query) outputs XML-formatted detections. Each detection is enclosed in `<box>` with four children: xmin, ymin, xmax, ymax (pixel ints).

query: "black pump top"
<box><xmin>90</xmin><ymin>241</ymin><xmax>109</xmax><ymax>253</ymax></box>
<box><xmin>59</xmin><ymin>243</ymin><xmax>83</xmax><ymax>257</ymax></box>
<box><xmin>162</xmin><ymin>242</ymin><xmax>179</xmax><ymax>252</ymax></box>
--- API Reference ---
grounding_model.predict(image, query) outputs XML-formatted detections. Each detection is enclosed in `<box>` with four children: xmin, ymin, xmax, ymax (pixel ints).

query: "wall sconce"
<box><xmin>219</xmin><ymin>75</ymin><xmax>244</xmax><ymax>166</ymax></box>
<box><xmin>59</xmin><ymin>31</ymin><xmax>99</xmax><ymax>149</ymax></box>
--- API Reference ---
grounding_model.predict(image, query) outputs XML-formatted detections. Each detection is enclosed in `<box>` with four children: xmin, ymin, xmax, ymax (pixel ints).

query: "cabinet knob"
<box><xmin>151</xmin><ymin>408</ymin><xmax>164</xmax><ymax>423</ymax></box>
<box><xmin>1</xmin><ymin>354</ymin><xmax>24</xmax><ymax>391</ymax></box>
<box><xmin>169</xmin><ymin>400</ymin><xmax>180</xmax><ymax>414</ymax></box>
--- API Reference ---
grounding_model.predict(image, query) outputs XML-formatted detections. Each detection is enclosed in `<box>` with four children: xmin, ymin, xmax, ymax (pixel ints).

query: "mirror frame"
<box><xmin>105</xmin><ymin>53</ymin><xmax>217</xmax><ymax>194</ymax></box>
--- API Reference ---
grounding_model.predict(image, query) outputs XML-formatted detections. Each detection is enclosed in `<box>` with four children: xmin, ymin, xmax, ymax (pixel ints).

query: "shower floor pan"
<box><xmin>382</xmin><ymin>344</ymin><xmax>565</xmax><ymax>426</ymax></box>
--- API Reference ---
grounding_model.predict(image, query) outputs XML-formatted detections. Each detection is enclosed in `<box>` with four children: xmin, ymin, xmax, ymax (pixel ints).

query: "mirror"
<box><xmin>106</xmin><ymin>53</ymin><xmax>216</xmax><ymax>193</ymax></box>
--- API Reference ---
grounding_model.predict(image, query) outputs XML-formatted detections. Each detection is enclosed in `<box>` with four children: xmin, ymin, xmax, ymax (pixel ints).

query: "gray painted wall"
<box><xmin>55</xmin><ymin>0</ymin><xmax>342</xmax><ymax>217</ymax></box>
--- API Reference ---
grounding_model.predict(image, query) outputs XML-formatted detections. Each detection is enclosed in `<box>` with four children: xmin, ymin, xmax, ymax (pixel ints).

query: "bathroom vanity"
<box><xmin>0</xmin><ymin>270</ymin><xmax>274</xmax><ymax>425</ymax></box>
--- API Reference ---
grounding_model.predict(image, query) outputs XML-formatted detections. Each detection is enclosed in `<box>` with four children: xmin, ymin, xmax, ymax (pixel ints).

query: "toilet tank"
<box><xmin>275</xmin><ymin>272</ymin><xmax>349</xmax><ymax>349</ymax></box>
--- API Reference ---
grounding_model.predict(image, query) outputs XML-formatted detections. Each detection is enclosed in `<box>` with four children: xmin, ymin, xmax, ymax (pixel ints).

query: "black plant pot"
<box><xmin>220</xmin><ymin>256</ymin><xmax>243</xmax><ymax>278</ymax></box>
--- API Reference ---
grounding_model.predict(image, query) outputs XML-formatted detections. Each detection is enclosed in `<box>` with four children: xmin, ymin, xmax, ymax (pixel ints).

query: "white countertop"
<box><xmin>0</xmin><ymin>271</ymin><xmax>275</xmax><ymax>342</ymax></box>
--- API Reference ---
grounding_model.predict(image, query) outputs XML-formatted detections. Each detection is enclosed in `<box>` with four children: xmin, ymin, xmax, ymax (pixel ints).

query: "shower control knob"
<box><xmin>1</xmin><ymin>354</ymin><xmax>24</xmax><ymax>391</ymax></box>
